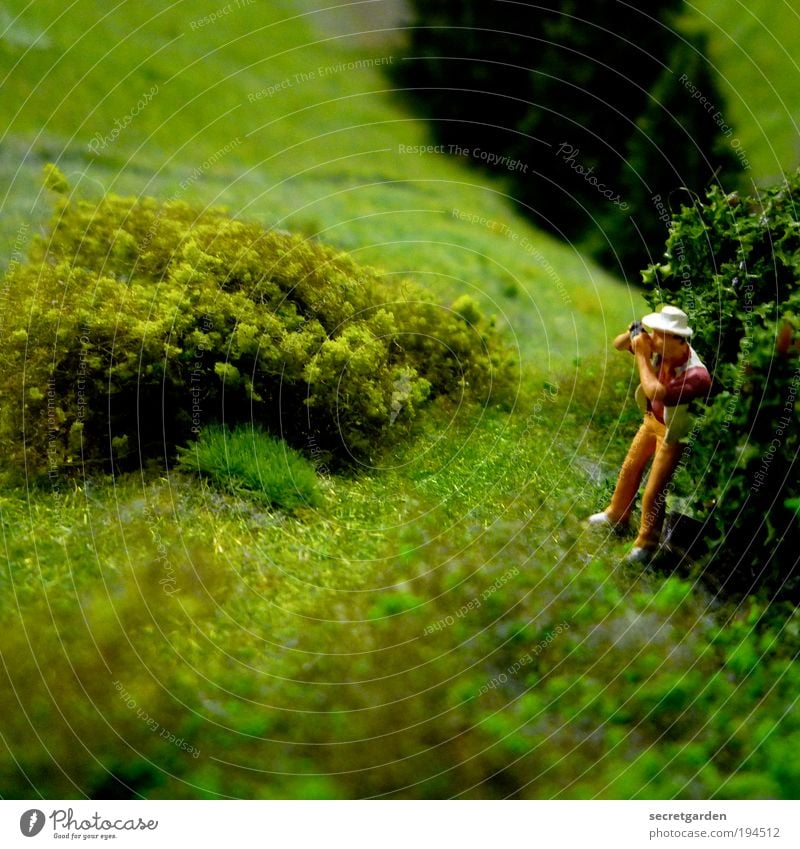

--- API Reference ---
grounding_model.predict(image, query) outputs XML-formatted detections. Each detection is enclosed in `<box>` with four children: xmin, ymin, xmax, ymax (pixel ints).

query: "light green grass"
<box><xmin>176</xmin><ymin>425</ymin><xmax>323</xmax><ymax>510</ymax></box>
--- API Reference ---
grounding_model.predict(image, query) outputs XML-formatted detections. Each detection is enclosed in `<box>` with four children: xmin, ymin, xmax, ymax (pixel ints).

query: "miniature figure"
<box><xmin>588</xmin><ymin>305</ymin><xmax>711</xmax><ymax>562</ymax></box>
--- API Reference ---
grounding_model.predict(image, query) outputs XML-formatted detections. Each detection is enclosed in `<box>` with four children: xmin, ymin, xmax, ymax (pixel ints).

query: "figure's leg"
<box><xmin>635</xmin><ymin>433</ymin><xmax>684</xmax><ymax>549</ymax></box>
<box><xmin>604</xmin><ymin>418</ymin><xmax>658</xmax><ymax>526</ymax></box>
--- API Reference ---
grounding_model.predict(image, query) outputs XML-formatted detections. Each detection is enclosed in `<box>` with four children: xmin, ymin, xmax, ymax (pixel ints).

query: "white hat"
<box><xmin>641</xmin><ymin>305</ymin><xmax>693</xmax><ymax>338</ymax></box>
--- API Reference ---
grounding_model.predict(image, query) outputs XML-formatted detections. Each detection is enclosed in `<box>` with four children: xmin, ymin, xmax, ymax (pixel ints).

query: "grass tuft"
<box><xmin>176</xmin><ymin>424</ymin><xmax>322</xmax><ymax>511</ymax></box>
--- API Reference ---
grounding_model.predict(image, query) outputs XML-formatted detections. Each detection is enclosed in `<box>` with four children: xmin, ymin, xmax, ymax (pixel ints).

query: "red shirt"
<box><xmin>648</xmin><ymin>348</ymin><xmax>711</xmax><ymax>425</ymax></box>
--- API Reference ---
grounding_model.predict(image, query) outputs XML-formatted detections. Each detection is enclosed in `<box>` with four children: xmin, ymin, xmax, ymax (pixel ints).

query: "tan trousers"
<box><xmin>605</xmin><ymin>413</ymin><xmax>683</xmax><ymax>549</ymax></box>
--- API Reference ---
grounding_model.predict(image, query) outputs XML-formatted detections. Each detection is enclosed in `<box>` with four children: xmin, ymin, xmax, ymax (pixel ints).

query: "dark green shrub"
<box><xmin>0</xmin><ymin>167</ymin><xmax>513</xmax><ymax>479</ymax></box>
<box><xmin>642</xmin><ymin>171</ymin><xmax>800</xmax><ymax>598</ymax></box>
<box><xmin>596</xmin><ymin>32</ymin><xmax>744</xmax><ymax>276</ymax></box>
<box><xmin>176</xmin><ymin>424</ymin><xmax>322</xmax><ymax>510</ymax></box>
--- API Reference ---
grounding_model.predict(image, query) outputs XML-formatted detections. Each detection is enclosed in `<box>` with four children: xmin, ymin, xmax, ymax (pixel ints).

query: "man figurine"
<box><xmin>588</xmin><ymin>305</ymin><xmax>711</xmax><ymax>563</ymax></box>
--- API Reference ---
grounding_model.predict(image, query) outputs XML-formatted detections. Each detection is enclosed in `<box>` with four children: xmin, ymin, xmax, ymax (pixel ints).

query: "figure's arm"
<box><xmin>632</xmin><ymin>333</ymin><xmax>668</xmax><ymax>401</ymax></box>
<box><xmin>613</xmin><ymin>329</ymin><xmax>633</xmax><ymax>352</ymax></box>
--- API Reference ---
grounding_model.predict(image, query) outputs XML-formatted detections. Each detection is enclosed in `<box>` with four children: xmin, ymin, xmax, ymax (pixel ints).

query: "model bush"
<box><xmin>0</xmin><ymin>167</ymin><xmax>513</xmax><ymax>480</ymax></box>
<box><xmin>643</xmin><ymin>170</ymin><xmax>800</xmax><ymax>598</ymax></box>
